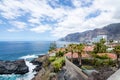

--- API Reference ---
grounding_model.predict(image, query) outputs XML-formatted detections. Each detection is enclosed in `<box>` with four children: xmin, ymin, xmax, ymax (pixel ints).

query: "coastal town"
<box><xmin>32</xmin><ymin>34</ymin><xmax>120</xmax><ymax>80</ymax></box>
<box><xmin>0</xmin><ymin>0</ymin><xmax>120</xmax><ymax>80</ymax></box>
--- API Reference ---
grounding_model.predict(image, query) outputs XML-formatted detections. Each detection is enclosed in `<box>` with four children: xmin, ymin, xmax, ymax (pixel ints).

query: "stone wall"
<box><xmin>64</xmin><ymin>57</ymin><xmax>88</xmax><ymax>80</ymax></box>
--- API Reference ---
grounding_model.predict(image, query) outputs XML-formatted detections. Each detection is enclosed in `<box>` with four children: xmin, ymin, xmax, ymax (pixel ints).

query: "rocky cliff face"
<box><xmin>60</xmin><ymin>23</ymin><xmax>120</xmax><ymax>42</ymax></box>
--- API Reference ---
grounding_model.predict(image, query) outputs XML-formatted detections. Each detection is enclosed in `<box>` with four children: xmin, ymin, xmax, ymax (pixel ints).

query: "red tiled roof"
<box><xmin>64</xmin><ymin>52</ymin><xmax>90</xmax><ymax>58</ymax></box>
<box><xmin>97</xmin><ymin>53</ymin><xmax>117</xmax><ymax>59</ymax></box>
<box><xmin>83</xmin><ymin>46</ymin><xmax>94</xmax><ymax>52</ymax></box>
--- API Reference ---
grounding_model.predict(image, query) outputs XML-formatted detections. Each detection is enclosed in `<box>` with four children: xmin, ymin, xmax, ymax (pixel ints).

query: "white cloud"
<box><xmin>0</xmin><ymin>0</ymin><xmax>120</xmax><ymax>38</ymax></box>
<box><xmin>10</xmin><ymin>21</ymin><xmax>27</xmax><ymax>29</ymax></box>
<box><xmin>51</xmin><ymin>0</ymin><xmax>120</xmax><ymax>38</ymax></box>
<box><xmin>30</xmin><ymin>25</ymin><xmax>52</xmax><ymax>33</ymax></box>
<box><xmin>7</xmin><ymin>28</ymin><xmax>18</xmax><ymax>32</ymax></box>
<box><xmin>7</xmin><ymin>21</ymin><xmax>27</xmax><ymax>32</ymax></box>
<box><xmin>28</xmin><ymin>17</ymin><xmax>40</xmax><ymax>24</ymax></box>
<box><xmin>0</xmin><ymin>0</ymin><xmax>26</xmax><ymax>19</ymax></box>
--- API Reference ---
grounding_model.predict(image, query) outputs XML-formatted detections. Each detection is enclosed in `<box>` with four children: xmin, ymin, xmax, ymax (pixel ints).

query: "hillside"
<box><xmin>59</xmin><ymin>23</ymin><xmax>120</xmax><ymax>42</ymax></box>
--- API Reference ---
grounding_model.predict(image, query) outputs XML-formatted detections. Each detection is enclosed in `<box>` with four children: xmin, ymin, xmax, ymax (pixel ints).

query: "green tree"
<box><xmin>75</xmin><ymin>44</ymin><xmax>84</xmax><ymax>67</ymax></box>
<box><xmin>93</xmin><ymin>39</ymin><xmax>107</xmax><ymax>53</ymax></box>
<box><xmin>109</xmin><ymin>40</ymin><xmax>113</xmax><ymax>48</ymax></box>
<box><xmin>109</xmin><ymin>40</ymin><xmax>113</xmax><ymax>44</ymax></box>
<box><xmin>49</xmin><ymin>41</ymin><xmax>57</xmax><ymax>52</ymax></box>
<box><xmin>114</xmin><ymin>45</ymin><xmax>120</xmax><ymax>68</ymax></box>
<box><xmin>67</xmin><ymin>44</ymin><xmax>76</xmax><ymax>62</ymax></box>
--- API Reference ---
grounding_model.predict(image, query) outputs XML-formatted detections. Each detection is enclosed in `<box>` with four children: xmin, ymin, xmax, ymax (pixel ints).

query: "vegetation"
<box><xmin>82</xmin><ymin>58</ymin><xmax>115</xmax><ymax>67</ymax></box>
<box><xmin>48</xmin><ymin>56</ymin><xmax>56</xmax><ymax>62</ymax></box>
<box><xmin>94</xmin><ymin>54</ymin><xmax>109</xmax><ymax>59</ymax></box>
<box><xmin>94</xmin><ymin>59</ymin><xmax>115</xmax><ymax>67</ymax></box>
<box><xmin>113</xmin><ymin>45</ymin><xmax>120</xmax><ymax>68</ymax></box>
<box><xmin>51</xmin><ymin>57</ymin><xmax>65</xmax><ymax>72</ymax></box>
<box><xmin>56</xmin><ymin>51</ymin><xmax>65</xmax><ymax>57</ymax></box>
<box><xmin>47</xmin><ymin>39</ymin><xmax>119</xmax><ymax>74</ymax></box>
<box><xmin>74</xmin><ymin>44</ymin><xmax>84</xmax><ymax>67</ymax></box>
<box><xmin>49</xmin><ymin>41</ymin><xmax>57</xmax><ymax>52</ymax></box>
<box><xmin>67</xmin><ymin>44</ymin><xmax>76</xmax><ymax>62</ymax></box>
<box><xmin>93</xmin><ymin>39</ymin><xmax>107</xmax><ymax>53</ymax></box>
<box><xmin>81</xmin><ymin>65</ymin><xmax>94</xmax><ymax>70</ymax></box>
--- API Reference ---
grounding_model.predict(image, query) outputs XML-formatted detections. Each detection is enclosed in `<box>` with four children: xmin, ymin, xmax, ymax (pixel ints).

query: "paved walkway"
<box><xmin>107</xmin><ymin>69</ymin><xmax>120</xmax><ymax>80</ymax></box>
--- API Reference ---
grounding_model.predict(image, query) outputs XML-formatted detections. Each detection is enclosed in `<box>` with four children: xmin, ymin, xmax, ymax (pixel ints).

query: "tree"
<box><xmin>93</xmin><ymin>39</ymin><xmax>107</xmax><ymax>54</ymax></box>
<box><xmin>114</xmin><ymin>45</ymin><xmax>120</xmax><ymax>68</ymax></box>
<box><xmin>49</xmin><ymin>41</ymin><xmax>57</xmax><ymax>52</ymax></box>
<box><xmin>67</xmin><ymin>44</ymin><xmax>76</xmax><ymax>62</ymax></box>
<box><xmin>109</xmin><ymin>40</ymin><xmax>113</xmax><ymax>44</ymax></box>
<box><xmin>109</xmin><ymin>40</ymin><xmax>113</xmax><ymax>48</ymax></box>
<box><xmin>75</xmin><ymin>44</ymin><xmax>84</xmax><ymax>67</ymax></box>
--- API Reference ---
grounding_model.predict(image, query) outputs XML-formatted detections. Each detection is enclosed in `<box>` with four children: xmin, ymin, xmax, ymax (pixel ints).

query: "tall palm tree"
<box><xmin>114</xmin><ymin>45</ymin><xmax>120</xmax><ymax>68</ymax></box>
<box><xmin>75</xmin><ymin>44</ymin><xmax>84</xmax><ymax>67</ymax></box>
<box><xmin>67</xmin><ymin>44</ymin><xmax>75</xmax><ymax>62</ymax></box>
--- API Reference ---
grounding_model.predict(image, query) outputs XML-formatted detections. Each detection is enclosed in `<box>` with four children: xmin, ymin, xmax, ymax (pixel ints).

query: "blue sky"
<box><xmin>0</xmin><ymin>0</ymin><xmax>120</xmax><ymax>41</ymax></box>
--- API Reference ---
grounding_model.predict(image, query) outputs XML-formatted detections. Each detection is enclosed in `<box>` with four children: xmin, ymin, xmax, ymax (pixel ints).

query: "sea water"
<box><xmin>0</xmin><ymin>41</ymin><xmax>69</xmax><ymax>80</ymax></box>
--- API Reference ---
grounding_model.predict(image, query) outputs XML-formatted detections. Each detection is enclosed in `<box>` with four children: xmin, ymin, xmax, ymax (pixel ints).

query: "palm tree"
<box><xmin>75</xmin><ymin>44</ymin><xmax>84</xmax><ymax>67</ymax></box>
<box><xmin>93</xmin><ymin>39</ymin><xmax>107</xmax><ymax>53</ymax></box>
<box><xmin>67</xmin><ymin>44</ymin><xmax>75</xmax><ymax>62</ymax></box>
<box><xmin>114</xmin><ymin>45</ymin><xmax>120</xmax><ymax>68</ymax></box>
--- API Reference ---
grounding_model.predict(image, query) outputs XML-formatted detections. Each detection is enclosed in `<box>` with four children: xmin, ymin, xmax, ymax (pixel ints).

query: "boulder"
<box><xmin>0</xmin><ymin>59</ymin><xmax>29</xmax><ymax>74</ymax></box>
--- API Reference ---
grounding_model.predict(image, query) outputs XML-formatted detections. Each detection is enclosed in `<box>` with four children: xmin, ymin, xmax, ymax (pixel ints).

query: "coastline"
<box><xmin>0</xmin><ymin>54</ymin><xmax>46</xmax><ymax>80</ymax></box>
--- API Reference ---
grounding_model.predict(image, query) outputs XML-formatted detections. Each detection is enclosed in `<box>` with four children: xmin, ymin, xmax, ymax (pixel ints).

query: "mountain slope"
<box><xmin>59</xmin><ymin>23</ymin><xmax>120</xmax><ymax>42</ymax></box>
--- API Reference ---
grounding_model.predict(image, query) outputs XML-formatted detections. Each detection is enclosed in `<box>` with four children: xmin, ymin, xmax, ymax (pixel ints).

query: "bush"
<box><xmin>49</xmin><ymin>56</ymin><xmax>56</xmax><ymax>62</ymax></box>
<box><xmin>108</xmin><ymin>59</ymin><xmax>116</xmax><ymax>66</ymax></box>
<box><xmin>52</xmin><ymin>57</ymin><xmax>65</xmax><ymax>72</ymax></box>
<box><xmin>95</xmin><ymin>54</ymin><xmax>109</xmax><ymax>59</ymax></box>
<box><xmin>94</xmin><ymin>59</ymin><xmax>103</xmax><ymax>66</ymax></box>
<box><xmin>56</xmin><ymin>51</ymin><xmax>64</xmax><ymax>57</ymax></box>
<box><xmin>82</xmin><ymin>59</ymin><xmax>94</xmax><ymax>65</ymax></box>
<box><xmin>81</xmin><ymin>65</ymin><xmax>94</xmax><ymax>70</ymax></box>
<box><xmin>94</xmin><ymin>59</ymin><xmax>115</xmax><ymax>67</ymax></box>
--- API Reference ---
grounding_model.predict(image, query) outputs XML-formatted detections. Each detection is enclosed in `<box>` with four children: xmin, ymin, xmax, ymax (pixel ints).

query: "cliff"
<box><xmin>60</xmin><ymin>23</ymin><xmax>120</xmax><ymax>42</ymax></box>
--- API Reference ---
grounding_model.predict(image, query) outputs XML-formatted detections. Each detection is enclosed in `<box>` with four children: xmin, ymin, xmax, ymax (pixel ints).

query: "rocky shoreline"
<box><xmin>0</xmin><ymin>59</ymin><xmax>29</xmax><ymax>74</ymax></box>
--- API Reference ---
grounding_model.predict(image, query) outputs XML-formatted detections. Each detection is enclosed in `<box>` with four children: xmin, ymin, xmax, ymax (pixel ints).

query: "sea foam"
<box><xmin>19</xmin><ymin>54</ymin><xmax>38</xmax><ymax>60</ymax></box>
<box><xmin>16</xmin><ymin>60</ymin><xmax>37</xmax><ymax>80</ymax></box>
<box><xmin>0</xmin><ymin>55</ymin><xmax>38</xmax><ymax>80</ymax></box>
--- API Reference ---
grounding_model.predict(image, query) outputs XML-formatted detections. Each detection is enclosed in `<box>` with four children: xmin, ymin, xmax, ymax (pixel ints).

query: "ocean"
<box><xmin>0</xmin><ymin>41</ymin><xmax>69</xmax><ymax>80</ymax></box>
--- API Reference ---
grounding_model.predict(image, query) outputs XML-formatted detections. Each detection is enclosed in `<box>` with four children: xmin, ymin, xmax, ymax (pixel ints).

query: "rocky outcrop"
<box><xmin>0</xmin><ymin>59</ymin><xmax>29</xmax><ymax>74</ymax></box>
<box><xmin>31</xmin><ymin>59</ymin><xmax>42</xmax><ymax>72</ymax></box>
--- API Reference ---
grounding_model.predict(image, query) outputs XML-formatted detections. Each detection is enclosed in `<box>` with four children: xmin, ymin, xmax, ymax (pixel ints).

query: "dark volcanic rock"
<box><xmin>31</xmin><ymin>59</ymin><xmax>42</xmax><ymax>72</ymax></box>
<box><xmin>0</xmin><ymin>59</ymin><xmax>29</xmax><ymax>74</ymax></box>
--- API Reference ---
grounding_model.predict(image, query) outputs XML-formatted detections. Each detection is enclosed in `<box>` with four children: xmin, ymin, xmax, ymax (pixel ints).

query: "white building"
<box><xmin>92</xmin><ymin>35</ymin><xmax>107</xmax><ymax>43</ymax></box>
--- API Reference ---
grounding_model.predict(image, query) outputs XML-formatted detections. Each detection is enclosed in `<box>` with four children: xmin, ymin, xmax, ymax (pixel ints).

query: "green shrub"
<box><xmin>108</xmin><ymin>59</ymin><xmax>116</xmax><ymax>66</ymax></box>
<box><xmin>94</xmin><ymin>59</ymin><xmax>103</xmax><ymax>66</ymax></box>
<box><xmin>95</xmin><ymin>54</ymin><xmax>109</xmax><ymax>59</ymax></box>
<box><xmin>94</xmin><ymin>59</ymin><xmax>115</xmax><ymax>67</ymax></box>
<box><xmin>52</xmin><ymin>57</ymin><xmax>65</xmax><ymax>72</ymax></box>
<box><xmin>81</xmin><ymin>65</ymin><xmax>94</xmax><ymax>70</ymax></box>
<box><xmin>49</xmin><ymin>56</ymin><xmax>56</xmax><ymax>62</ymax></box>
<box><xmin>56</xmin><ymin>51</ymin><xmax>64</xmax><ymax>57</ymax></box>
<box><xmin>82</xmin><ymin>59</ymin><xmax>94</xmax><ymax>65</ymax></box>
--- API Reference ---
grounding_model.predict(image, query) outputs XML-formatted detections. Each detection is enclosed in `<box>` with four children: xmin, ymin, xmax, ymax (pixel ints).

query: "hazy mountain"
<box><xmin>59</xmin><ymin>23</ymin><xmax>120</xmax><ymax>42</ymax></box>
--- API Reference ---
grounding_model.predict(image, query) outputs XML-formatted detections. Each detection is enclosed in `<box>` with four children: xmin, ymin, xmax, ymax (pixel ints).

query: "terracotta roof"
<box><xmin>64</xmin><ymin>52</ymin><xmax>90</xmax><ymax>58</ymax></box>
<box><xmin>97</xmin><ymin>53</ymin><xmax>117</xmax><ymax>59</ymax></box>
<box><xmin>83</xmin><ymin>46</ymin><xmax>94</xmax><ymax>52</ymax></box>
<box><xmin>56</xmin><ymin>48</ymin><xmax>65</xmax><ymax>52</ymax></box>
